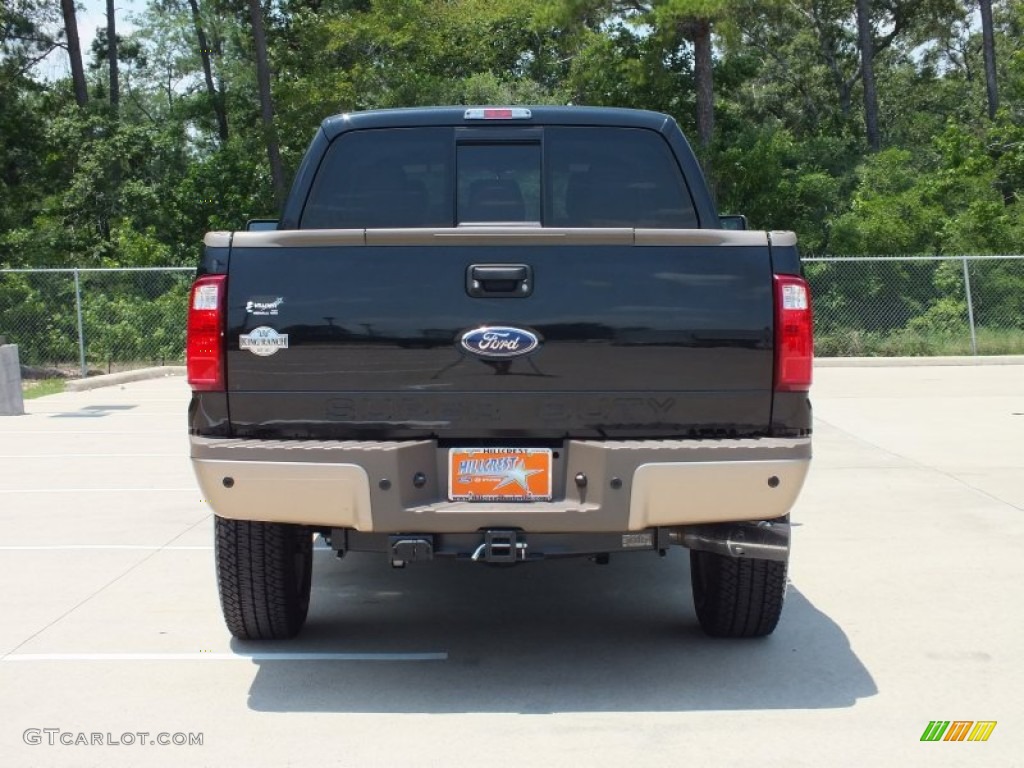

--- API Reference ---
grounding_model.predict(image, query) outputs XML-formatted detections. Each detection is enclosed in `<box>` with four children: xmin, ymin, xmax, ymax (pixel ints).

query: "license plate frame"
<box><xmin>447</xmin><ymin>448</ymin><xmax>553</xmax><ymax>502</ymax></box>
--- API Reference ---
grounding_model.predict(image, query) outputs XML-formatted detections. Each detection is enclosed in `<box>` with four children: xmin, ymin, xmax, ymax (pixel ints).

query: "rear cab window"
<box><xmin>457</xmin><ymin>142</ymin><xmax>541</xmax><ymax>224</ymax></box>
<box><xmin>300</xmin><ymin>126</ymin><xmax>697</xmax><ymax>229</ymax></box>
<box><xmin>301</xmin><ymin>128</ymin><xmax>454</xmax><ymax>229</ymax></box>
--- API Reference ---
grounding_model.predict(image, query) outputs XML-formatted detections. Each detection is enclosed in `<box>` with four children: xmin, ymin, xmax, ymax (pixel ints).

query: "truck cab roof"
<box><xmin>320</xmin><ymin>106</ymin><xmax>678</xmax><ymax>140</ymax></box>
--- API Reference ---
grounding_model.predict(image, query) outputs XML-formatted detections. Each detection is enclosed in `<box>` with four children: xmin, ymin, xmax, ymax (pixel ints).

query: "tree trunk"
<box><xmin>683</xmin><ymin>18</ymin><xmax>715</xmax><ymax>149</ymax></box>
<box><xmin>856</xmin><ymin>0</ymin><xmax>880</xmax><ymax>151</ymax></box>
<box><xmin>248</xmin><ymin>0</ymin><xmax>286</xmax><ymax>203</ymax></box>
<box><xmin>60</xmin><ymin>0</ymin><xmax>88</xmax><ymax>107</ymax></box>
<box><xmin>816</xmin><ymin>30</ymin><xmax>855</xmax><ymax>118</ymax></box>
<box><xmin>106</xmin><ymin>0</ymin><xmax>119</xmax><ymax>110</ymax></box>
<box><xmin>188</xmin><ymin>0</ymin><xmax>229</xmax><ymax>142</ymax></box>
<box><xmin>979</xmin><ymin>0</ymin><xmax>998</xmax><ymax>119</ymax></box>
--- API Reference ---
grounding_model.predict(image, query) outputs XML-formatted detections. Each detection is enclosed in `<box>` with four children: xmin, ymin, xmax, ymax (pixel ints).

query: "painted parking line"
<box><xmin>0</xmin><ymin>545</ymin><xmax>213</xmax><ymax>551</ymax></box>
<box><xmin>32</xmin><ymin>399</ymin><xmax>186</xmax><ymax>404</ymax></box>
<box><xmin>2</xmin><ymin>652</ymin><xmax>447</xmax><ymax>662</ymax></box>
<box><xmin>0</xmin><ymin>431</ymin><xmax>181</xmax><ymax>435</ymax></box>
<box><xmin>0</xmin><ymin>454</ymin><xmax>181</xmax><ymax>459</ymax></box>
<box><xmin>0</xmin><ymin>546</ymin><xmax>334</xmax><ymax>552</ymax></box>
<box><xmin>46</xmin><ymin>415</ymin><xmax>182</xmax><ymax>421</ymax></box>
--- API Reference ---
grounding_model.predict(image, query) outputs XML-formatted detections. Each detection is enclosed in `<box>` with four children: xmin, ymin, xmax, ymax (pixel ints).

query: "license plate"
<box><xmin>448</xmin><ymin>448</ymin><xmax>552</xmax><ymax>502</ymax></box>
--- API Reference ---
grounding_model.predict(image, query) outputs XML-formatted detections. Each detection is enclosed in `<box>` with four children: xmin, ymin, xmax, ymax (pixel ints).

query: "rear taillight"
<box><xmin>773</xmin><ymin>274</ymin><xmax>813</xmax><ymax>392</ymax></box>
<box><xmin>187</xmin><ymin>274</ymin><xmax>226</xmax><ymax>391</ymax></box>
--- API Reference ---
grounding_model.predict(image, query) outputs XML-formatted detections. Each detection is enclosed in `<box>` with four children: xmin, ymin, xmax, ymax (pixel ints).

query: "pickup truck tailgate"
<box><xmin>223</xmin><ymin>229</ymin><xmax>774</xmax><ymax>439</ymax></box>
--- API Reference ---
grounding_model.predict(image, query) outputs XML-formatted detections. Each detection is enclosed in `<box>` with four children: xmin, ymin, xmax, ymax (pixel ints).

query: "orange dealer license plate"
<box><xmin>448</xmin><ymin>448</ymin><xmax>553</xmax><ymax>502</ymax></box>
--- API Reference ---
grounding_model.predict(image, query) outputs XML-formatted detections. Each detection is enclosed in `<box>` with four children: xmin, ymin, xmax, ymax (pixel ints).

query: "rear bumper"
<box><xmin>190</xmin><ymin>436</ymin><xmax>811</xmax><ymax>533</ymax></box>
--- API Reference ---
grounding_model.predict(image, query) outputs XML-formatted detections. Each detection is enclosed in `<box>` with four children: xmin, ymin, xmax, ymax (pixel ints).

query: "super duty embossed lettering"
<box><xmin>326</xmin><ymin>398</ymin><xmax>501</xmax><ymax>424</ymax></box>
<box><xmin>324</xmin><ymin>396</ymin><xmax>677</xmax><ymax>425</ymax></box>
<box><xmin>539</xmin><ymin>398</ymin><xmax>678</xmax><ymax>422</ymax></box>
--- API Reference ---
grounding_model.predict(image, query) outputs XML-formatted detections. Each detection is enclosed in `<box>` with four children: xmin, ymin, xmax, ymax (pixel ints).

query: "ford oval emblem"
<box><xmin>460</xmin><ymin>326</ymin><xmax>540</xmax><ymax>359</ymax></box>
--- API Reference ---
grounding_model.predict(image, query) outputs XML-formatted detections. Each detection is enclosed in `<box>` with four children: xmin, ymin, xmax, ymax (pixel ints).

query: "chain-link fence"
<box><xmin>804</xmin><ymin>255</ymin><xmax>1024</xmax><ymax>356</ymax></box>
<box><xmin>1</xmin><ymin>257</ymin><xmax>1023</xmax><ymax>378</ymax></box>
<box><xmin>0</xmin><ymin>267</ymin><xmax>194</xmax><ymax>377</ymax></box>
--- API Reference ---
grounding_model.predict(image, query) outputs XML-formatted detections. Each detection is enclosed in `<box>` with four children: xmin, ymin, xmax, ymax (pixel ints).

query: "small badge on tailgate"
<box><xmin>240</xmin><ymin>326</ymin><xmax>289</xmax><ymax>356</ymax></box>
<box><xmin>459</xmin><ymin>326</ymin><xmax>539</xmax><ymax>359</ymax></box>
<box><xmin>245</xmin><ymin>296</ymin><xmax>284</xmax><ymax>316</ymax></box>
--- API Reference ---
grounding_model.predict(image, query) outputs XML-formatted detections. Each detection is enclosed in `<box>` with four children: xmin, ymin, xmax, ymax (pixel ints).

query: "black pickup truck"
<box><xmin>187</xmin><ymin>106</ymin><xmax>813</xmax><ymax>641</ymax></box>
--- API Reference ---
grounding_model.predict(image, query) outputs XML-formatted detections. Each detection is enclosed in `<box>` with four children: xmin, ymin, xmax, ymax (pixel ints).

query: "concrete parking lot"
<box><xmin>0</xmin><ymin>365</ymin><xmax>1021</xmax><ymax>767</ymax></box>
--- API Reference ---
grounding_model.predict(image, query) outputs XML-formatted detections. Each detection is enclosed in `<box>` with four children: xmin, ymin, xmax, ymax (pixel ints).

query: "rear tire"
<box><xmin>690</xmin><ymin>549</ymin><xmax>787</xmax><ymax>638</ymax></box>
<box><xmin>215</xmin><ymin>516</ymin><xmax>313</xmax><ymax>640</ymax></box>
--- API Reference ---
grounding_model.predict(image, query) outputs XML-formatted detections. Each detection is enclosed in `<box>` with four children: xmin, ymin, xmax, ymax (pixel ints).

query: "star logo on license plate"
<box><xmin>490</xmin><ymin>460</ymin><xmax>544</xmax><ymax>494</ymax></box>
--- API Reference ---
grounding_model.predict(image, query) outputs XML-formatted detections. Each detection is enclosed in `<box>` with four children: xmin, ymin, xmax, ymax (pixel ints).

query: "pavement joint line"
<box><xmin>38</xmin><ymin>411</ymin><xmax>179</xmax><ymax>414</ymax></box>
<box><xmin>33</xmin><ymin>406</ymin><xmax>180</xmax><ymax>410</ymax></box>
<box><xmin>0</xmin><ymin>546</ymin><xmax>337</xmax><ymax>551</ymax></box>
<box><xmin>0</xmin><ymin>545</ymin><xmax>215</xmax><ymax>551</ymax></box>
<box><xmin>1</xmin><ymin>652</ymin><xmax>448</xmax><ymax>662</ymax></box>
<box><xmin>815</xmin><ymin>416</ymin><xmax>1024</xmax><ymax>513</ymax></box>
<box><xmin>0</xmin><ymin>454</ymin><xmax>181</xmax><ymax>458</ymax></box>
<box><xmin>0</xmin><ymin>514</ymin><xmax>213</xmax><ymax>661</ymax></box>
<box><xmin>0</xmin><ymin>431</ymin><xmax>181</xmax><ymax>435</ymax></box>
<box><xmin>36</xmin><ymin>417</ymin><xmax>181</xmax><ymax>421</ymax></box>
<box><xmin>39</xmin><ymin>415</ymin><xmax>178</xmax><ymax>419</ymax></box>
<box><xmin>815</xmin><ymin>465</ymin><xmax>1024</xmax><ymax>471</ymax></box>
<box><xmin>0</xmin><ymin>489</ymin><xmax>197</xmax><ymax>495</ymax></box>
<box><xmin>34</xmin><ymin>399</ymin><xmax>186</xmax><ymax>403</ymax></box>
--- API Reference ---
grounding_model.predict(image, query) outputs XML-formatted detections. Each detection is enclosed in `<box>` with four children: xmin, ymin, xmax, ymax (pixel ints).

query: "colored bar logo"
<box><xmin>921</xmin><ymin>721</ymin><xmax>997</xmax><ymax>742</ymax></box>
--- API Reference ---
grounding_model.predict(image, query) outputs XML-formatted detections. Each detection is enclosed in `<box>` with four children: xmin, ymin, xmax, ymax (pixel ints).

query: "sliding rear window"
<box><xmin>457</xmin><ymin>143</ymin><xmax>541</xmax><ymax>224</ymax></box>
<box><xmin>300</xmin><ymin>126</ymin><xmax>697</xmax><ymax>228</ymax></box>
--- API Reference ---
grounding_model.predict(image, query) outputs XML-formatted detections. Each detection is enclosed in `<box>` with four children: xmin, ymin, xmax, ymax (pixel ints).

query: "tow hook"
<box><xmin>389</xmin><ymin>537</ymin><xmax>434</xmax><ymax>568</ymax></box>
<box><xmin>471</xmin><ymin>530</ymin><xmax>528</xmax><ymax>563</ymax></box>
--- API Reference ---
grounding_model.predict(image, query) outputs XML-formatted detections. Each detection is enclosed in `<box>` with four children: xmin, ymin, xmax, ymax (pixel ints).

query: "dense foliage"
<box><xmin>1</xmin><ymin>0</ymin><xmax>1022</xmax><ymax>361</ymax></box>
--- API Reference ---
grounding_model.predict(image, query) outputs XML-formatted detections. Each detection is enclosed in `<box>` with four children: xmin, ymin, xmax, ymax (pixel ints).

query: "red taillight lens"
<box><xmin>187</xmin><ymin>275</ymin><xmax>226</xmax><ymax>391</ymax></box>
<box><xmin>773</xmin><ymin>274</ymin><xmax>813</xmax><ymax>392</ymax></box>
<box><xmin>463</xmin><ymin>107</ymin><xmax>533</xmax><ymax>120</ymax></box>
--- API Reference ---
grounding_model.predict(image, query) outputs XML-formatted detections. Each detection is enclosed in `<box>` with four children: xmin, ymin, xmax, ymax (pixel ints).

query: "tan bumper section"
<box><xmin>628</xmin><ymin>459</ymin><xmax>808</xmax><ymax>529</ymax></box>
<box><xmin>191</xmin><ymin>436</ymin><xmax>810</xmax><ymax>532</ymax></box>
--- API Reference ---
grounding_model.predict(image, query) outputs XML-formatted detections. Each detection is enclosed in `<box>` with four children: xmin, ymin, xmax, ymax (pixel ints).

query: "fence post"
<box><xmin>73</xmin><ymin>268</ymin><xmax>87</xmax><ymax>377</ymax></box>
<box><xmin>962</xmin><ymin>257</ymin><xmax>978</xmax><ymax>356</ymax></box>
